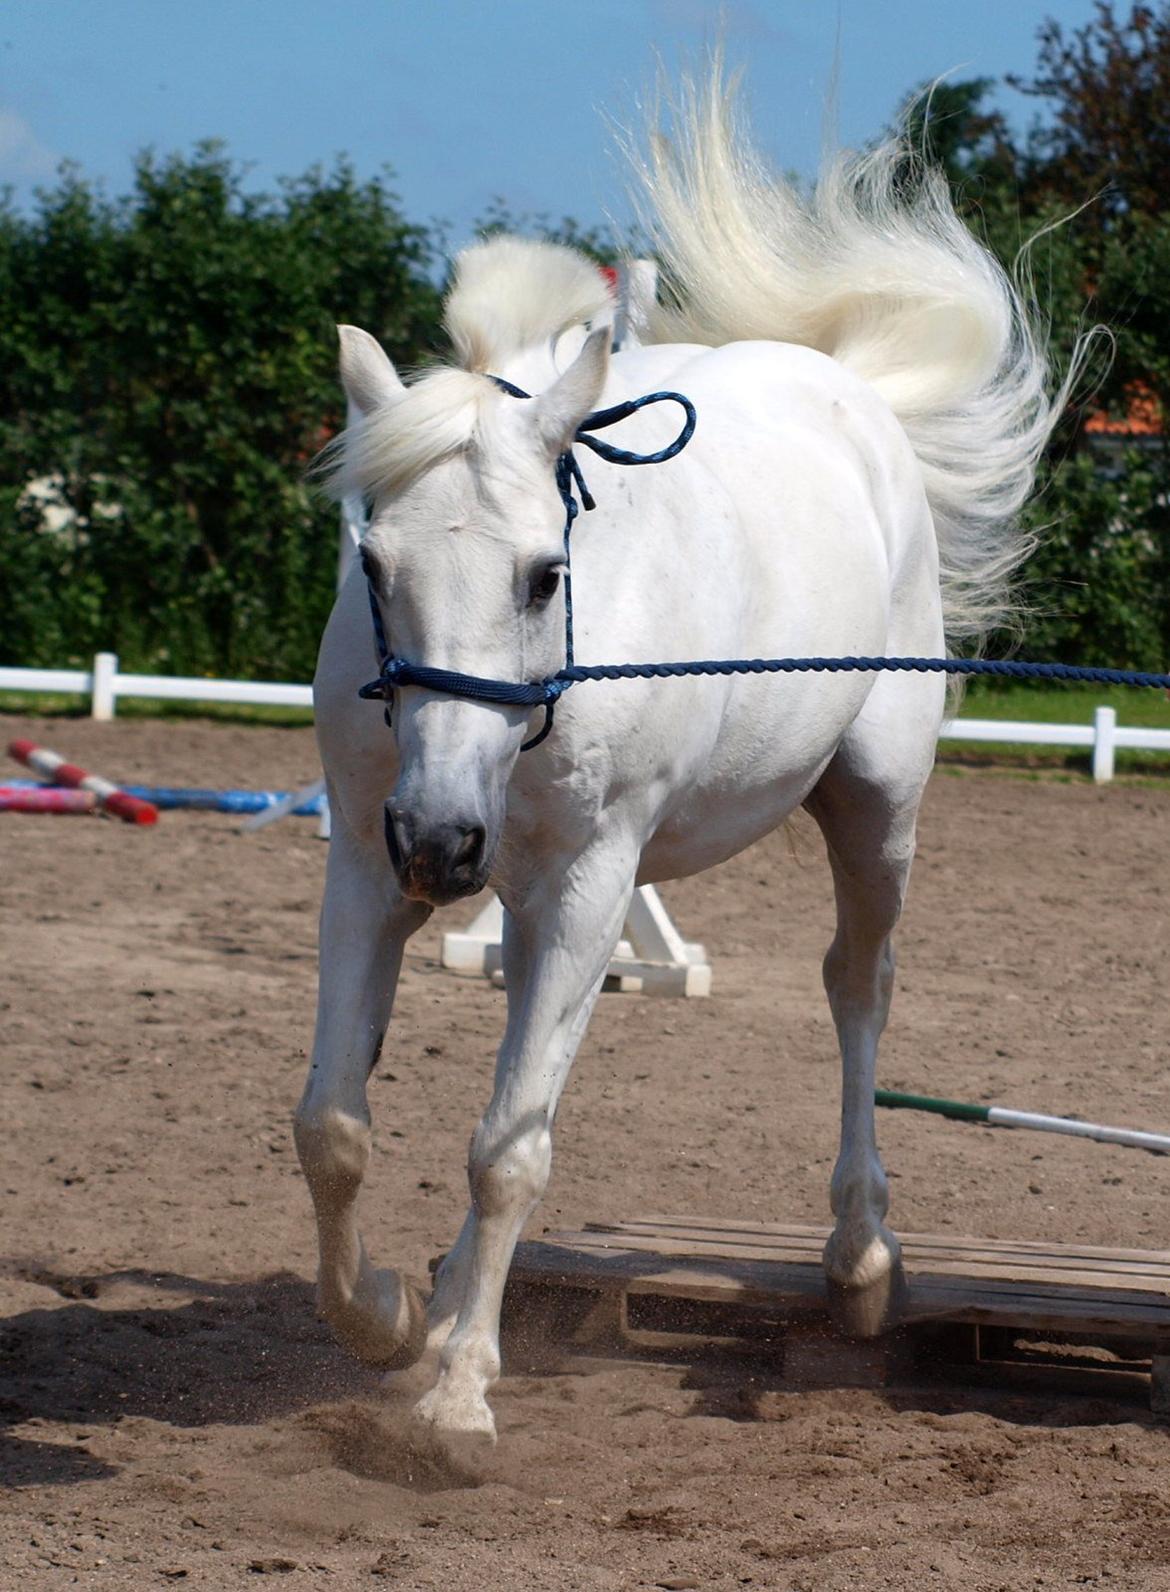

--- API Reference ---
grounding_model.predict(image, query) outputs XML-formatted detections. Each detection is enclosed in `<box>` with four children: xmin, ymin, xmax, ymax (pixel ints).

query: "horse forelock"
<box><xmin>322</xmin><ymin>367</ymin><xmax>503</xmax><ymax>504</ymax></box>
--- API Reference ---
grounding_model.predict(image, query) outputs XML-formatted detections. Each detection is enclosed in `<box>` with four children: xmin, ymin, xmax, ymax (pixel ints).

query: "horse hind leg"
<box><xmin>805</xmin><ymin>739</ymin><xmax>930</xmax><ymax>1338</ymax></box>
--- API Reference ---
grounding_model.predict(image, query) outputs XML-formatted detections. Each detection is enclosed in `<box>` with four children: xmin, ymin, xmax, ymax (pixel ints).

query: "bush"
<box><xmin>1018</xmin><ymin>450</ymin><xmax>1169</xmax><ymax>668</ymax></box>
<box><xmin>0</xmin><ymin>148</ymin><xmax>442</xmax><ymax>679</ymax></box>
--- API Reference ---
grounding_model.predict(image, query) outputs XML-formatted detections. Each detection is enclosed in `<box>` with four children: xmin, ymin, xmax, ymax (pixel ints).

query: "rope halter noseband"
<box><xmin>357</xmin><ymin>380</ymin><xmax>698</xmax><ymax>750</ymax></box>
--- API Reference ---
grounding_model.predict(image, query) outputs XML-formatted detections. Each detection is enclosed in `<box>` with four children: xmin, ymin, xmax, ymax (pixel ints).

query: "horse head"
<box><xmin>333</xmin><ymin>319</ymin><xmax>610</xmax><ymax>904</ymax></box>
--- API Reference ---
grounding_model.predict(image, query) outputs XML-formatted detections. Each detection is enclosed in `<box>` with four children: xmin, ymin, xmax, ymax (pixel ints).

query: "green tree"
<box><xmin>0</xmin><ymin>147</ymin><xmax>442</xmax><ymax>678</ymax></box>
<box><xmin>896</xmin><ymin>77</ymin><xmax>1021</xmax><ymax>212</ymax></box>
<box><xmin>472</xmin><ymin>198</ymin><xmax>632</xmax><ymax>265</ymax></box>
<box><xmin>1009</xmin><ymin>2</ymin><xmax>1170</xmax><ymax>231</ymax></box>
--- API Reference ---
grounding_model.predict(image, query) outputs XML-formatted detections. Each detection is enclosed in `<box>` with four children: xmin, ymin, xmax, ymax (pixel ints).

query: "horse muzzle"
<box><xmin>383</xmin><ymin>804</ymin><xmax>491</xmax><ymax>905</ymax></box>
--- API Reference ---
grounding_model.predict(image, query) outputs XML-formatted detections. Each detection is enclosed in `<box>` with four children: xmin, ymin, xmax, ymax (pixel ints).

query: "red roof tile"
<box><xmin>1085</xmin><ymin>382</ymin><xmax>1162</xmax><ymax>437</ymax></box>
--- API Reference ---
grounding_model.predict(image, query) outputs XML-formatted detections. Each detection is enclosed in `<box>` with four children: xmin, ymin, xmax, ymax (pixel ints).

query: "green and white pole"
<box><xmin>875</xmin><ymin>1090</ymin><xmax>1170</xmax><ymax>1156</ymax></box>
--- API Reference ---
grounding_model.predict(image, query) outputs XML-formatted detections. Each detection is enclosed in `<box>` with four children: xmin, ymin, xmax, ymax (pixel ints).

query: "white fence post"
<box><xmin>1092</xmin><ymin>704</ymin><xmax>1117</xmax><ymax>783</ymax></box>
<box><xmin>92</xmin><ymin>652</ymin><xmax>118</xmax><ymax>721</ymax></box>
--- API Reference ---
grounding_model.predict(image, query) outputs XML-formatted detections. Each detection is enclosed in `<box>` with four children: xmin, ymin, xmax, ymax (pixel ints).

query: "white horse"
<box><xmin>295</xmin><ymin>74</ymin><xmax>1073</xmax><ymax>1453</ymax></box>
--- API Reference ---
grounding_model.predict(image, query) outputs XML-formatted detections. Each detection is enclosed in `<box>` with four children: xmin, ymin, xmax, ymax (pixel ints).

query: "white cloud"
<box><xmin>0</xmin><ymin>107</ymin><xmax>59</xmax><ymax>183</ymax></box>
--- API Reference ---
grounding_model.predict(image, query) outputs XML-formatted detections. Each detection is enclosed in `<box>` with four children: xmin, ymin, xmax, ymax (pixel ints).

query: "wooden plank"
<box><xmin>593</xmin><ymin>1217</ymin><xmax>1170</xmax><ymax>1272</ymax></box>
<box><xmin>610</xmin><ymin>1216</ymin><xmax>1170</xmax><ymax>1268</ymax></box>
<box><xmin>577</xmin><ymin>1231</ymin><xmax>1168</xmax><ymax>1280</ymax></box>
<box><xmin>913</xmin><ymin>1279</ymin><xmax>1162</xmax><ymax>1326</ymax></box>
<box><xmin>513</xmin><ymin>1241</ymin><xmax>1170</xmax><ymax>1334</ymax></box>
<box><xmin>512</xmin><ymin>1242</ymin><xmax>826</xmax><ymax>1310</ymax></box>
<box><xmin>928</xmin><ymin>1358</ymin><xmax>1155</xmax><ymax>1405</ymax></box>
<box><xmin>525</xmin><ymin>1234</ymin><xmax>1170</xmax><ymax>1307</ymax></box>
<box><xmin>595</xmin><ymin>1218</ymin><xmax>1170</xmax><ymax>1276</ymax></box>
<box><xmin>614</xmin><ymin>1216</ymin><xmax>1170</xmax><ymax>1270</ymax></box>
<box><xmin>635</xmin><ymin>1260</ymin><xmax>1164</xmax><ymax>1327</ymax></box>
<box><xmin>562</xmin><ymin>1228</ymin><xmax>1170</xmax><ymax>1290</ymax></box>
<box><xmin>559</xmin><ymin>1230</ymin><xmax>1170</xmax><ymax>1292</ymax></box>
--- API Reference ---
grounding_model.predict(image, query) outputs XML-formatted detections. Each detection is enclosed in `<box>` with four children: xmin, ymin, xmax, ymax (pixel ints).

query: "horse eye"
<box><xmin>359</xmin><ymin>547</ymin><xmax>376</xmax><ymax>581</ymax></box>
<box><xmin>528</xmin><ymin>566</ymin><xmax>562</xmax><ymax>607</ymax></box>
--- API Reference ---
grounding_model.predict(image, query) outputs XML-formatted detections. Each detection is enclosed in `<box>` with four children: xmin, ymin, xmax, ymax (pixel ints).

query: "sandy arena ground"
<box><xmin>1</xmin><ymin>712</ymin><xmax>1168</xmax><ymax>1590</ymax></box>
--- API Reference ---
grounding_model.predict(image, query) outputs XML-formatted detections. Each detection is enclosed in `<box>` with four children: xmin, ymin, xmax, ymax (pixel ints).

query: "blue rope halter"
<box><xmin>358</xmin><ymin>380</ymin><xmax>697</xmax><ymax>750</ymax></box>
<box><xmin>358</xmin><ymin>384</ymin><xmax>1170</xmax><ymax>747</ymax></box>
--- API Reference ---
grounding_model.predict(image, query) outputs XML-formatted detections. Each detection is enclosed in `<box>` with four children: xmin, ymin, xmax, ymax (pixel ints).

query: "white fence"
<box><xmin>1</xmin><ymin>653</ymin><xmax>1168</xmax><ymax>783</ymax></box>
<box><xmin>940</xmin><ymin>708</ymin><xmax>1170</xmax><ymax>782</ymax></box>
<box><xmin>0</xmin><ymin>653</ymin><xmax>312</xmax><ymax>717</ymax></box>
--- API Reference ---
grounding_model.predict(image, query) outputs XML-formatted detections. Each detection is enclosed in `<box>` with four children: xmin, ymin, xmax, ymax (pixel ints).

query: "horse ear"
<box><xmin>532</xmin><ymin>326</ymin><xmax>610</xmax><ymax>456</ymax></box>
<box><xmin>337</xmin><ymin>325</ymin><xmax>405</xmax><ymax>416</ymax></box>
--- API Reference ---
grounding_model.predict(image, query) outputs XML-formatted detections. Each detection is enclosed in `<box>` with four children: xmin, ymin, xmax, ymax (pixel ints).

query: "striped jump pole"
<box><xmin>876</xmin><ymin>1089</ymin><xmax>1170</xmax><ymax>1156</ymax></box>
<box><xmin>7</xmin><ymin>740</ymin><xmax>158</xmax><ymax>826</ymax></box>
<box><xmin>117</xmin><ymin>784</ymin><xmax>325</xmax><ymax>815</ymax></box>
<box><xmin>0</xmin><ymin>784</ymin><xmax>99</xmax><ymax>814</ymax></box>
<box><xmin>2</xmin><ymin>778</ymin><xmax>326</xmax><ymax>815</ymax></box>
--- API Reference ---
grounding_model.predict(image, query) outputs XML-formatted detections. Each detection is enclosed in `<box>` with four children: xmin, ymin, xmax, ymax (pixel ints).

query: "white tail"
<box><xmin>629</xmin><ymin>67</ymin><xmax>1088</xmax><ymax>649</ymax></box>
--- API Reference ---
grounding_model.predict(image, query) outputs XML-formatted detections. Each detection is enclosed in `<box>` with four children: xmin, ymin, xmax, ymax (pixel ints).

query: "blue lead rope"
<box><xmin>358</xmin><ymin>385</ymin><xmax>1170</xmax><ymax>749</ymax></box>
<box><xmin>550</xmin><ymin>657</ymin><xmax>1170</xmax><ymax>689</ymax></box>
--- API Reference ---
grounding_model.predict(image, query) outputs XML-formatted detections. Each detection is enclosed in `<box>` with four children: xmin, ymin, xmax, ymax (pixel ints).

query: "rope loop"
<box><xmin>359</xmin><ymin>375</ymin><xmax>699</xmax><ymax>742</ymax></box>
<box><xmin>574</xmin><ymin>390</ymin><xmax>698</xmax><ymax>467</ymax></box>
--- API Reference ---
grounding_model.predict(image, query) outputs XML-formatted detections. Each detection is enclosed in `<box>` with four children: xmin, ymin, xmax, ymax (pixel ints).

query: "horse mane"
<box><xmin>321</xmin><ymin>237</ymin><xmax>612</xmax><ymax>503</ymax></box>
<box><xmin>445</xmin><ymin>235</ymin><xmax>613</xmax><ymax>373</ymax></box>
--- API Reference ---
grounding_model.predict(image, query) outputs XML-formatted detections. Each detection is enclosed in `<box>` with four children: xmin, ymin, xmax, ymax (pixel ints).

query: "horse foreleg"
<box><xmin>293</xmin><ymin>814</ymin><xmax>431</xmax><ymax>1367</ymax></box>
<box><xmin>807</xmin><ymin>761</ymin><xmax>923</xmax><ymax>1338</ymax></box>
<box><xmin>386</xmin><ymin>907</ymin><xmax>531</xmax><ymax>1400</ymax></box>
<box><xmin>410</xmin><ymin>848</ymin><xmax>635</xmax><ymax>1453</ymax></box>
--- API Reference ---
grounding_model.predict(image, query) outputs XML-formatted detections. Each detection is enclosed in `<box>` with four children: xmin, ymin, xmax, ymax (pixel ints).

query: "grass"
<box><xmin>957</xmin><ymin>678</ymin><xmax>1170</xmax><ymax>729</ymax></box>
<box><xmin>941</xmin><ymin>678</ymin><xmax>1169</xmax><ymax>778</ymax></box>
<box><xmin>0</xmin><ymin>692</ymin><xmax>315</xmax><ymax>729</ymax></box>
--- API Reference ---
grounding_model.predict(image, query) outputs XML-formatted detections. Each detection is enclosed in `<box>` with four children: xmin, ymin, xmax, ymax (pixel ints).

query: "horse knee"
<box><xmin>468</xmin><ymin>1122</ymin><xmax>551</xmax><ymax>1219</ymax></box>
<box><xmin>294</xmin><ymin>1103</ymin><xmax>371</xmax><ymax>1201</ymax></box>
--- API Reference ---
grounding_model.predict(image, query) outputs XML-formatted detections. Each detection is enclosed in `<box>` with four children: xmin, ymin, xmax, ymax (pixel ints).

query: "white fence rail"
<box><xmin>1</xmin><ymin>654</ymin><xmax>1167</xmax><ymax>783</ymax></box>
<box><xmin>0</xmin><ymin>653</ymin><xmax>312</xmax><ymax>718</ymax></box>
<box><xmin>939</xmin><ymin>707</ymin><xmax>1170</xmax><ymax>782</ymax></box>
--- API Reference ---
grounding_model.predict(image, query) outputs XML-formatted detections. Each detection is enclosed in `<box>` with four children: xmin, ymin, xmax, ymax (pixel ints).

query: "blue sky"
<box><xmin>3</xmin><ymin>0</ymin><xmax>1101</xmax><ymax>250</ymax></box>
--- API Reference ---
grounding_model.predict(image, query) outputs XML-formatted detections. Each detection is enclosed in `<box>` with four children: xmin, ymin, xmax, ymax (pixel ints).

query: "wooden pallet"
<box><xmin>502</xmin><ymin>1217</ymin><xmax>1170</xmax><ymax>1412</ymax></box>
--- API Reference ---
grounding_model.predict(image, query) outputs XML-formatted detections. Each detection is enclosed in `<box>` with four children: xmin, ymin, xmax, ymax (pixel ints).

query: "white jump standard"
<box><xmin>441</xmin><ymin>881</ymin><xmax>710</xmax><ymax>997</ymax></box>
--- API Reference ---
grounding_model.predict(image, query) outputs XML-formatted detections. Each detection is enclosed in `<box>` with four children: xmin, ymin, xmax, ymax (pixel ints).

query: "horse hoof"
<box><xmin>823</xmin><ymin>1228</ymin><xmax>905</xmax><ymax>1339</ymax></box>
<box><xmin>827</xmin><ymin>1269</ymin><xmax>904</xmax><ymax>1338</ymax></box>
<box><xmin>326</xmin><ymin>1269</ymin><xmax>428</xmax><ymax>1370</ymax></box>
<box><xmin>409</xmin><ymin>1389</ymin><xmax>497</xmax><ymax>1473</ymax></box>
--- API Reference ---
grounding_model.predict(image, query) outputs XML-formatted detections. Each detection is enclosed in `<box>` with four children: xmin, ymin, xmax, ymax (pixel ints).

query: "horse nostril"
<box><xmin>384</xmin><ymin>806</ymin><xmax>408</xmax><ymax>871</ymax></box>
<box><xmin>451</xmin><ymin>823</ymin><xmax>486</xmax><ymax>871</ymax></box>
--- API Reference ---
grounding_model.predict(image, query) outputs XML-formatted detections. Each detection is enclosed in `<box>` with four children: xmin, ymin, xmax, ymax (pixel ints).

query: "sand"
<box><xmin>2</xmin><ymin>713</ymin><xmax>1168</xmax><ymax>1589</ymax></box>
